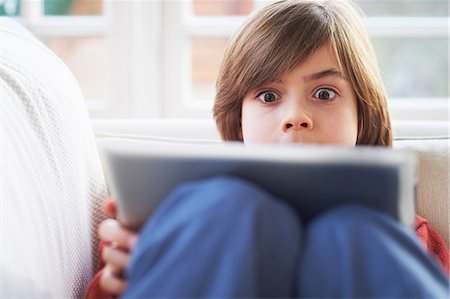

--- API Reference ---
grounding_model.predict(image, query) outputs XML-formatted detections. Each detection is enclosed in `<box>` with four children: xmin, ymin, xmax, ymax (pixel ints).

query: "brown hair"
<box><xmin>213</xmin><ymin>0</ymin><xmax>392</xmax><ymax>146</ymax></box>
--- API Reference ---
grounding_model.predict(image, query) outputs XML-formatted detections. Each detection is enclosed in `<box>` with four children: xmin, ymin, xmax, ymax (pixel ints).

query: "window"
<box><xmin>2</xmin><ymin>0</ymin><xmax>449</xmax><ymax>120</ymax></box>
<box><xmin>180</xmin><ymin>0</ymin><xmax>449</xmax><ymax>120</ymax></box>
<box><xmin>1</xmin><ymin>0</ymin><xmax>113</xmax><ymax>116</ymax></box>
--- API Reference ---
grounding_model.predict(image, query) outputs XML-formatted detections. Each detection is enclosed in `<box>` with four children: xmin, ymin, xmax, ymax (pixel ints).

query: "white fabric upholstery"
<box><xmin>393</xmin><ymin>121</ymin><xmax>449</xmax><ymax>245</ymax></box>
<box><xmin>392</xmin><ymin>120</ymin><xmax>449</xmax><ymax>139</ymax></box>
<box><xmin>93</xmin><ymin>119</ymin><xmax>450</xmax><ymax>246</ymax></box>
<box><xmin>394</xmin><ymin>139</ymin><xmax>449</xmax><ymax>245</ymax></box>
<box><xmin>93</xmin><ymin>118</ymin><xmax>220</xmax><ymax>141</ymax></box>
<box><xmin>1</xmin><ymin>18</ymin><xmax>107</xmax><ymax>297</ymax></box>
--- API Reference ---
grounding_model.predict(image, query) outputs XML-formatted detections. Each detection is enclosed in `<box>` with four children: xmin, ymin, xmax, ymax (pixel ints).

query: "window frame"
<box><xmin>163</xmin><ymin>1</ymin><xmax>449</xmax><ymax>120</ymax></box>
<box><xmin>15</xmin><ymin>0</ymin><xmax>164</xmax><ymax>118</ymax></box>
<box><xmin>13</xmin><ymin>0</ymin><xmax>450</xmax><ymax>120</ymax></box>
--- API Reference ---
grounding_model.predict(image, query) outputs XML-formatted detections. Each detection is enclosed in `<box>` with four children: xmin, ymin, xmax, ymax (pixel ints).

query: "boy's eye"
<box><xmin>257</xmin><ymin>91</ymin><xmax>279</xmax><ymax>103</ymax></box>
<box><xmin>314</xmin><ymin>88</ymin><xmax>337</xmax><ymax>101</ymax></box>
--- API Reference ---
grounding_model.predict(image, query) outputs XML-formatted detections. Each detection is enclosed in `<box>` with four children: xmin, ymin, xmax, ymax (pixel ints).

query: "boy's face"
<box><xmin>241</xmin><ymin>45</ymin><xmax>358</xmax><ymax>146</ymax></box>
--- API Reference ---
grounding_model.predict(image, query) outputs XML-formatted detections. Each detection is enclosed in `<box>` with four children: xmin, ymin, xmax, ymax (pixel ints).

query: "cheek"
<box><xmin>317</xmin><ymin>99</ymin><xmax>358</xmax><ymax>146</ymax></box>
<box><xmin>319</xmin><ymin>119</ymin><xmax>356</xmax><ymax>146</ymax></box>
<box><xmin>337</xmin><ymin>119</ymin><xmax>358</xmax><ymax>146</ymax></box>
<box><xmin>329</xmin><ymin>105</ymin><xmax>358</xmax><ymax>146</ymax></box>
<box><xmin>241</xmin><ymin>114</ymin><xmax>264</xmax><ymax>143</ymax></box>
<box><xmin>241</xmin><ymin>102</ymin><xmax>276</xmax><ymax>143</ymax></box>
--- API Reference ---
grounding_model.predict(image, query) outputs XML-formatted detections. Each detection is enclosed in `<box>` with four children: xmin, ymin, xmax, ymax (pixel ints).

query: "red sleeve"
<box><xmin>415</xmin><ymin>215</ymin><xmax>449</xmax><ymax>275</ymax></box>
<box><xmin>85</xmin><ymin>241</ymin><xmax>115</xmax><ymax>299</ymax></box>
<box><xmin>85</xmin><ymin>269</ymin><xmax>114</xmax><ymax>299</ymax></box>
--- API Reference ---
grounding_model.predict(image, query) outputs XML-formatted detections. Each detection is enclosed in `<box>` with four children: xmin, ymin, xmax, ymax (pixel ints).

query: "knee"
<box><xmin>318</xmin><ymin>204</ymin><xmax>387</xmax><ymax>223</ymax></box>
<box><xmin>175</xmin><ymin>175</ymin><xmax>264</xmax><ymax>201</ymax></box>
<box><xmin>153</xmin><ymin>176</ymin><xmax>300</xmax><ymax>240</ymax></box>
<box><xmin>175</xmin><ymin>176</ymin><xmax>288</xmax><ymax>212</ymax></box>
<box><xmin>307</xmin><ymin>205</ymin><xmax>396</xmax><ymax>239</ymax></box>
<box><xmin>137</xmin><ymin>175</ymin><xmax>301</xmax><ymax>255</ymax></box>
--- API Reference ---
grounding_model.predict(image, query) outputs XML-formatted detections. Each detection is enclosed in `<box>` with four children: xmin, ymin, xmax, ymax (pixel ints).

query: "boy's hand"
<box><xmin>98</xmin><ymin>199</ymin><xmax>138</xmax><ymax>296</ymax></box>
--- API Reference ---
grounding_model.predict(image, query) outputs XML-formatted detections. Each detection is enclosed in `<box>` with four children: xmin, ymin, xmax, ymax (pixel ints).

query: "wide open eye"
<box><xmin>257</xmin><ymin>91</ymin><xmax>280</xmax><ymax>103</ymax></box>
<box><xmin>313</xmin><ymin>88</ymin><xmax>337</xmax><ymax>101</ymax></box>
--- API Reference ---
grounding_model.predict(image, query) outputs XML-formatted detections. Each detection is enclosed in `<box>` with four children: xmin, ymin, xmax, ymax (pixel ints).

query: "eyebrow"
<box><xmin>304</xmin><ymin>69</ymin><xmax>344</xmax><ymax>82</ymax></box>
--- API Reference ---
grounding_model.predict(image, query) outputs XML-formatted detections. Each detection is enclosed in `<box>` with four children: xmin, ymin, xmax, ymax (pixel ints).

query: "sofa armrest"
<box><xmin>1</xmin><ymin>18</ymin><xmax>108</xmax><ymax>297</ymax></box>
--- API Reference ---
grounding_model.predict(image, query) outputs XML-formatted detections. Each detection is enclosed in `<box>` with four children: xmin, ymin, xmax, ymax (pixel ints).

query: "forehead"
<box><xmin>294</xmin><ymin>45</ymin><xmax>339</xmax><ymax>72</ymax></box>
<box><xmin>277</xmin><ymin>44</ymin><xmax>346</xmax><ymax>82</ymax></box>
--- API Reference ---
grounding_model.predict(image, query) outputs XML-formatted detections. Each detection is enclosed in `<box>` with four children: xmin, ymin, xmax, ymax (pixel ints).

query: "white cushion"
<box><xmin>393</xmin><ymin>121</ymin><xmax>449</xmax><ymax>245</ymax></box>
<box><xmin>1</xmin><ymin>18</ymin><xmax>107</xmax><ymax>297</ymax></box>
<box><xmin>92</xmin><ymin>118</ymin><xmax>220</xmax><ymax>141</ymax></box>
<box><xmin>393</xmin><ymin>138</ymin><xmax>449</xmax><ymax>245</ymax></box>
<box><xmin>392</xmin><ymin>120</ymin><xmax>449</xmax><ymax>139</ymax></box>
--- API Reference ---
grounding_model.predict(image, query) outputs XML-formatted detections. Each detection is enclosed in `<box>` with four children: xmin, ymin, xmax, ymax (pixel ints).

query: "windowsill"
<box><xmin>389</xmin><ymin>98</ymin><xmax>448</xmax><ymax>121</ymax></box>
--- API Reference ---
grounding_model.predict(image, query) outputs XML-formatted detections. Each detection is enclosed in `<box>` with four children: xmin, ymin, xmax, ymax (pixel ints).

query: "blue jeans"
<box><xmin>123</xmin><ymin>176</ymin><xmax>449</xmax><ymax>298</ymax></box>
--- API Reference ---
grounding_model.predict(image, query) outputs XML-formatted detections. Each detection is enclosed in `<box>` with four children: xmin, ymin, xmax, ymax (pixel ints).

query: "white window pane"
<box><xmin>357</xmin><ymin>0</ymin><xmax>448</xmax><ymax>17</ymax></box>
<box><xmin>193</xmin><ymin>0</ymin><xmax>254</xmax><ymax>16</ymax></box>
<box><xmin>191</xmin><ymin>37</ymin><xmax>229</xmax><ymax>102</ymax></box>
<box><xmin>373</xmin><ymin>37</ymin><xmax>448</xmax><ymax>98</ymax></box>
<box><xmin>45</xmin><ymin>37</ymin><xmax>111</xmax><ymax>101</ymax></box>
<box><xmin>192</xmin><ymin>0</ymin><xmax>449</xmax><ymax>17</ymax></box>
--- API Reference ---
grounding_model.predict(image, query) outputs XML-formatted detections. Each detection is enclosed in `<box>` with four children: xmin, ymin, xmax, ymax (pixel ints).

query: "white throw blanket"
<box><xmin>1</xmin><ymin>18</ymin><xmax>107</xmax><ymax>297</ymax></box>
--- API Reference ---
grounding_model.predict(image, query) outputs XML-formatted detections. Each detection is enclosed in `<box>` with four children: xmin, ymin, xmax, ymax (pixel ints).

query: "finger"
<box><xmin>98</xmin><ymin>219</ymin><xmax>138</xmax><ymax>250</ymax></box>
<box><xmin>100</xmin><ymin>265</ymin><xmax>127</xmax><ymax>296</ymax></box>
<box><xmin>104</xmin><ymin>198</ymin><xmax>117</xmax><ymax>218</ymax></box>
<box><xmin>102</xmin><ymin>246</ymin><xmax>130</xmax><ymax>275</ymax></box>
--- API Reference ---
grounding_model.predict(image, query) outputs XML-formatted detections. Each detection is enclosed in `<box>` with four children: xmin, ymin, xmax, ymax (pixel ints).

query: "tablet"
<box><xmin>98</xmin><ymin>138</ymin><xmax>417</xmax><ymax>231</ymax></box>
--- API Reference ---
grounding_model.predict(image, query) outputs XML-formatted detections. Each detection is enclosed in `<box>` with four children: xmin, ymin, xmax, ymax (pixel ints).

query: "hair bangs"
<box><xmin>233</xmin><ymin>2</ymin><xmax>335</xmax><ymax>99</ymax></box>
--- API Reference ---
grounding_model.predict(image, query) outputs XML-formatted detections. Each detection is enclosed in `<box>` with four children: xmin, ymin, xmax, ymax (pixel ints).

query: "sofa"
<box><xmin>1</xmin><ymin>18</ymin><xmax>448</xmax><ymax>297</ymax></box>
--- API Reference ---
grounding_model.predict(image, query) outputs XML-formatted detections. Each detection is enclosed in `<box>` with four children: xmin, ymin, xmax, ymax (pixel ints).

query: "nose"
<box><xmin>282</xmin><ymin>105</ymin><xmax>313</xmax><ymax>133</ymax></box>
